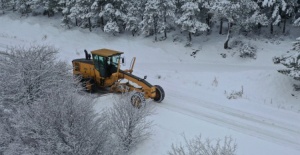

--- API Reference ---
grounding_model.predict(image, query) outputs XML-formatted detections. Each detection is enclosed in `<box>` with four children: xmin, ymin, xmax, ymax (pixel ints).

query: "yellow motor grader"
<box><xmin>72</xmin><ymin>48</ymin><xmax>164</xmax><ymax>106</ymax></box>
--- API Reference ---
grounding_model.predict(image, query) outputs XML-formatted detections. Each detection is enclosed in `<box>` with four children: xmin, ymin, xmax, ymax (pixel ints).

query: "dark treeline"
<box><xmin>1</xmin><ymin>0</ymin><xmax>300</xmax><ymax>46</ymax></box>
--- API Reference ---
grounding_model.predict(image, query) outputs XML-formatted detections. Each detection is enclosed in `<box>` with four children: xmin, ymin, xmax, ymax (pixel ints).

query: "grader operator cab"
<box><xmin>72</xmin><ymin>48</ymin><xmax>165</xmax><ymax>106</ymax></box>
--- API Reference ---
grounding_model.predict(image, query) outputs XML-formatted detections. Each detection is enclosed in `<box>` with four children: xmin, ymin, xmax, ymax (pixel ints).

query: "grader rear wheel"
<box><xmin>82</xmin><ymin>78</ymin><xmax>96</xmax><ymax>93</ymax></box>
<box><xmin>153</xmin><ymin>85</ymin><xmax>165</xmax><ymax>103</ymax></box>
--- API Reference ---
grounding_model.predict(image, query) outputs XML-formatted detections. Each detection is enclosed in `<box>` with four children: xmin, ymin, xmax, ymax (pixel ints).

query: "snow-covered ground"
<box><xmin>1</xmin><ymin>14</ymin><xmax>300</xmax><ymax>155</ymax></box>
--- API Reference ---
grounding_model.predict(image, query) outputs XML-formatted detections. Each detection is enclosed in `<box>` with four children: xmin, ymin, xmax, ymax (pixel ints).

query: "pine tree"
<box><xmin>140</xmin><ymin>0</ymin><xmax>160</xmax><ymax>40</ymax></box>
<box><xmin>61</xmin><ymin>0</ymin><xmax>76</xmax><ymax>28</ymax></box>
<box><xmin>78</xmin><ymin>0</ymin><xmax>94</xmax><ymax>31</ymax></box>
<box><xmin>68</xmin><ymin>0</ymin><xmax>80</xmax><ymax>26</ymax></box>
<box><xmin>99</xmin><ymin>0</ymin><xmax>134</xmax><ymax>34</ymax></box>
<box><xmin>211</xmin><ymin>0</ymin><xmax>267</xmax><ymax>49</ymax></box>
<box><xmin>41</xmin><ymin>0</ymin><xmax>61</xmax><ymax>17</ymax></box>
<box><xmin>275</xmin><ymin>38</ymin><xmax>300</xmax><ymax>90</ymax></box>
<box><xmin>175</xmin><ymin>0</ymin><xmax>209</xmax><ymax>42</ymax></box>
<box><xmin>100</xmin><ymin>3</ymin><xmax>125</xmax><ymax>34</ymax></box>
<box><xmin>174</xmin><ymin>0</ymin><xmax>184</xmax><ymax>13</ymax></box>
<box><xmin>0</xmin><ymin>0</ymin><xmax>11</xmax><ymax>10</ymax></box>
<box><xmin>69</xmin><ymin>0</ymin><xmax>95</xmax><ymax>31</ymax></box>
<box><xmin>14</xmin><ymin>0</ymin><xmax>33</xmax><ymax>15</ymax></box>
<box><xmin>157</xmin><ymin>0</ymin><xmax>176</xmax><ymax>39</ymax></box>
<box><xmin>262</xmin><ymin>0</ymin><xmax>298</xmax><ymax>34</ymax></box>
<box><xmin>124</xmin><ymin>1</ymin><xmax>141</xmax><ymax>36</ymax></box>
<box><xmin>209</xmin><ymin>0</ymin><xmax>228</xmax><ymax>35</ymax></box>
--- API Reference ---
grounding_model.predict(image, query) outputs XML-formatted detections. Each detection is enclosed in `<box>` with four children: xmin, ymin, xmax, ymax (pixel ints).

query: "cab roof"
<box><xmin>91</xmin><ymin>48</ymin><xmax>123</xmax><ymax>57</ymax></box>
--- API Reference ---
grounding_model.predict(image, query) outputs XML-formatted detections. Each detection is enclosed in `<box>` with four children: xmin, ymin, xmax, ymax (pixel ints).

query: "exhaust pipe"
<box><xmin>84</xmin><ymin>49</ymin><xmax>91</xmax><ymax>60</ymax></box>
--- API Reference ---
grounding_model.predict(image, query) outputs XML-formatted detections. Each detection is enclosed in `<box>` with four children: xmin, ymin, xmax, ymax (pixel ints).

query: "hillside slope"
<box><xmin>1</xmin><ymin>14</ymin><xmax>300</xmax><ymax>155</ymax></box>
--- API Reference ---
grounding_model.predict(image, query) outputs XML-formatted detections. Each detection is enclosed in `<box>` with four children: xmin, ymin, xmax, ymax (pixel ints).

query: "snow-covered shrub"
<box><xmin>229</xmin><ymin>37</ymin><xmax>243</xmax><ymax>48</ymax></box>
<box><xmin>104</xmin><ymin>21</ymin><xmax>120</xmax><ymax>34</ymax></box>
<box><xmin>185</xmin><ymin>41</ymin><xmax>192</xmax><ymax>47</ymax></box>
<box><xmin>168</xmin><ymin>135</ymin><xmax>237</xmax><ymax>155</ymax></box>
<box><xmin>172</xmin><ymin>34</ymin><xmax>183</xmax><ymax>43</ymax></box>
<box><xmin>105</xmin><ymin>93</ymin><xmax>154</xmax><ymax>154</ymax></box>
<box><xmin>212</xmin><ymin>77</ymin><xmax>218</xmax><ymax>87</ymax></box>
<box><xmin>239</xmin><ymin>43</ymin><xmax>257</xmax><ymax>59</ymax></box>
<box><xmin>0</xmin><ymin>45</ymin><xmax>109</xmax><ymax>154</ymax></box>
<box><xmin>10</xmin><ymin>92</ymin><xmax>109</xmax><ymax>155</ymax></box>
<box><xmin>0</xmin><ymin>45</ymin><xmax>78</xmax><ymax>106</ymax></box>
<box><xmin>226</xmin><ymin>86</ymin><xmax>244</xmax><ymax>99</ymax></box>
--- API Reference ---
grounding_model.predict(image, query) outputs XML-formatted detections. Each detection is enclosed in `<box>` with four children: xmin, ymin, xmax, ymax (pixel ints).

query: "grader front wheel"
<box><xmin>131</xmin><ymin>92</ymin><xmax>146</xmax><ymax>108</ymax></box>
<box><xmin>153</xmin><ymin>85</ymin><xmax>165</xmax><ymax>103</ymax></box>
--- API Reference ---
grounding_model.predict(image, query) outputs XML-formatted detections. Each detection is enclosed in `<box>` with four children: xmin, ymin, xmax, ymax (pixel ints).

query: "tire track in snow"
<box><xmin>155</xmin><ymin>88</ymin><xmax>300</xmax><ymax>150</ymax></box>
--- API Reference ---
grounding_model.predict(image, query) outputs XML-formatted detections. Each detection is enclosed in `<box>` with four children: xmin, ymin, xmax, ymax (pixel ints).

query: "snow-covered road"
<box><xmin>159</xmin><ymin>87</ymin><xmax>300</xmax><ymax>150</ymax></box>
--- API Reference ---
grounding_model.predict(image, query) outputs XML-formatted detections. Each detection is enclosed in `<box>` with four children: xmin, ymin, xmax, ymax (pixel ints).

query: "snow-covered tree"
<box><xmin>100</xmin><ymin>2</ymin><xmax>125</xmax><ymax>34</ymax></box>
<box><xmin>262</xmin><ymin>0</ymin><xmax>298</xmax><ymax>34</ymax></box>
<box><xmin>9</xmin><ymin>92</ymin><xmax>109</xmax><ymax>155</ymax></box>
<box><xmin>14</xmin><ymin>0</ymin><xmax>33</xmax><ymax>15</ymax></box>
<box><xmin>209</xmin><ymin>0</ymin><xmax>228</xmax><ymax>35</ymax></box>
<box><xmin>60</xmin><ymin>0</ymin><xmax>75</xmax><ymax>28</ymax></box>
<box><xmin>124</xmin><ymin>1</ymin><xmax>141</xmax><ymax>36</ymax></box>
<box><xmin>275</xmin><ymin>38</ymin><xmax>300</xmax><ymax>89</ymax></box>
<box><xmin>28</xmin><ymin>0</ymin><xmax>61</xmax><ymax>16</ymax></box>
<box><xmin>105</xmin><ymin>93</ymin><xmax>154</xmax><ymax>154</ymax></box>
<box><xmin>0</xmin><ymin>0</ymin><xmax>12</xmax><ymax>10</ymax></box>
<box><xmin>40</xmin><ymin>0</ymin><xmax>61</xmax><ymax>16</ymax></box>
<box><xmin>157</xmin><ymin>0</ymin><xmax>176</xmax><ymax>39</ymax></box>
<box><xmin>89</xmin><ymin>0</ymin><xmax>104</xmax><ymax>28</ymax></box>
<box><xmin>140</xmin><ymin>0</ymin><xmax>160</xmax><ymax>40</ymax></box>
<box><xmin>69</xmin><ymin>0</ymin><xmax>94</xmax><ymax>31</ymax></box>
<box><xmin>68</xmin><ymin>0</ymin><xmax>80</xmax><ymax>26</ymax></box>
<box><xmin>140</xmin><ymin>0</ymin><xmax>175</xmax><ymax>40</ymax></box>
<box><xmin>176</xmin><ymin>0</ymin><xmax>209</xmax><ymax>42</ymax></box>
<box><xmin>0</xmin><ymin>46</ymin><xmax>74</xmax><ymax>107</ymax></box>
<box><xmin>174</xmin><ymin>0</ymin><xmax>185</xmax><ymax>13</ymax></box>
<box><xmin>0</xmin><ymin>45</ymin><xmax>110</xmax><ymax>154</ymax></box>
<box><xmin>0</xmin><ymin>45</ymin><xmax>72</xmax><ymax>153</ymax></box>
<box><xmin>211</xmin><ymin>0</ymin><xmax>267</xmax><ymax>49</ymax></box>
<box><xmin>78</xmin><ymin>0</ymin><xmax>94</xmax><ymax>31</ymax></box>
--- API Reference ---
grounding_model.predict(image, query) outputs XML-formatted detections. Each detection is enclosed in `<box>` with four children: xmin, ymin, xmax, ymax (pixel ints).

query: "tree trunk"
<box><xmin>256</xmin><ymin>23</ymin><xmax>261</xmax><ymax>35</ymax></box>
<box><xmin>283</xmin><ymin>17</ymin><xmax>286</xmax><ymax>34</ymax></box>
<box><xmin>101</xmin><ymin>17</ymin><xmax>104</xmax><ymax>31</ymax></box>
<box><xmin>164</xmin><ymin>13</ymin><xmax>167</xmax><ymax>38</ymax></box>
<box><xmin>88</xmin><ymin>17</ymin><xmax>92</xmax><ymax>32</ymax></box>
<box><xmin>75</xmin><ymin>18</ymin><xmax>78</xmax><ymax>27</ymax></box>
<box><xmin>206</xmin><ymin>14</ymin><xmax>210</xmax><ymax>26</ymax></box>
<box><xmin>224</xmin><ymin>23</ymin><xmax>231</xmax><ymax>49</ymax></box>
<box><xmin>206</xmin><ymin>14</ymin><xmax>211</xmax><ymax>35</ymax></box>
<box><xmin>188</xmin><ymin>32</ymin><xmax>192</xmax><ymax>42</ymax></box>
<box><xmin>219</xmin><ymin>19</ymin><xmax>223</xmax><ymax>35</ymax></box>
<box><xmin>154</xmin><ymin>15</ymin><xmax>158</xmax><ymax>41</ymax></box>
<box><xmin>270</xmin><ymin>23</ymin><xmax>273</xmax><ymax>34</ymax></box>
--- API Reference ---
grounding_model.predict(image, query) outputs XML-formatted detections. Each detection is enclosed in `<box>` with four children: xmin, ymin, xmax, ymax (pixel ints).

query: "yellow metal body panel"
<box><xmin>91</xmin><ymin>48</ymin><xmax>124</xmax><ymax>57</ymax></box>
<box><xmin>73</xmin><ymin>61</ymin><xmax>95</xmax><ymax>79</ymax></box>
<box><xmin>73</xmin><ymin>60</ymin><xmax>120</xmax><ymax>88</ymax></box>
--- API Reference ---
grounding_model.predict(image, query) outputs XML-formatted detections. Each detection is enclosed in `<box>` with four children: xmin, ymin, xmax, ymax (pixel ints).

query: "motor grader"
<box><xmin>72</xmin><ymin>48</ymin><xmax>164</xmax><ymax>106</ymax></box>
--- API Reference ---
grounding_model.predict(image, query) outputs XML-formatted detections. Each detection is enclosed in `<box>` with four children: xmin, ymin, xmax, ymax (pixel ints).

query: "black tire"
<box><xmin>88</xmin><ymin>79</ymin><xmax>97</xmax><ymax>93</ymax></box>
<box><xmin>82</xmin><ymin>78</ymin><xmax>96</xmax><ymax>93</ymax></box>
<box><xmin>153</xmin><ymin>85</ymin><xmax>165</xmax><ymax>103</ymax></box>
<box><xmin>131</xmin><ymin>92</ymin><xmax>145</xmax><ymax>108</ymax></box>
